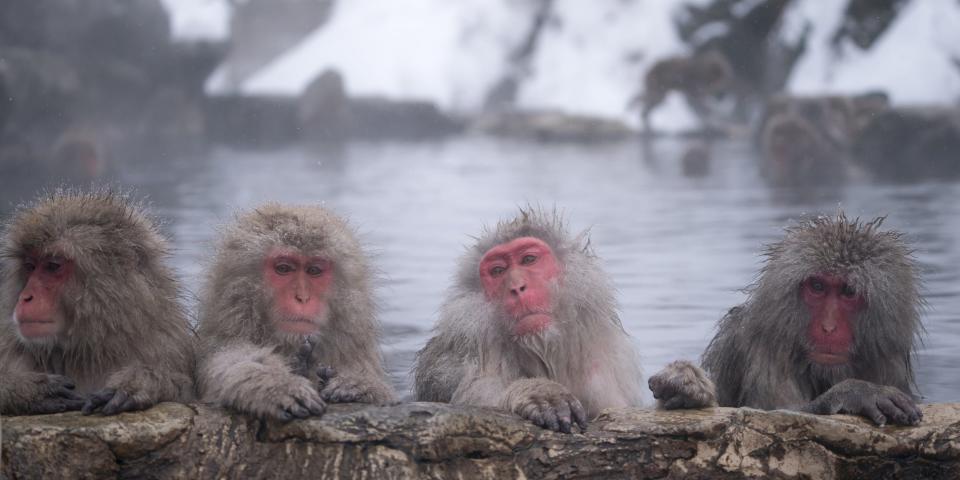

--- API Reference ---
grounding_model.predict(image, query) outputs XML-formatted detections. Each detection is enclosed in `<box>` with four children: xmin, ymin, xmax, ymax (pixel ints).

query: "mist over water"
<box><xmin>3</xmin><ymin>136</ymin><xmax>959</xmax><ymax>402</ymax></box>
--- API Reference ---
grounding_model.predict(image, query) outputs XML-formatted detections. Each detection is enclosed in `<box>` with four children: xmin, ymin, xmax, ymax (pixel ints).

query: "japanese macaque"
<box><xmin>649</xmin><ymin>214</ymin><xmax>924</xmax><ymax>427</ymax></box>
<box><xmin>414</xmin><ymin>209</ymin><xmax>644</xmax><ymax>433</ymax></box>
<box><xmin>0</xmin><ymin>190</ymin><xmax>194</xmax><ymax>416</ymax></box>
<box><xmin>631</xmin><ymin>50</ymin><xmax>734</xmax><ymax>135</ymax></box>
<box><xmin>755</xmin><ymin>92</ymin><xmax>890</xmax><ymax>185</ymax></box>
<box><xmin>196</xmin><ymin>204</ymin><xmax>395</xmax><ymax>422</ymax></box>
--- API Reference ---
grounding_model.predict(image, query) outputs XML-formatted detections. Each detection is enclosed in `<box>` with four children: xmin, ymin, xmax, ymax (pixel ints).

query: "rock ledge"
<box><xmin>3</xmin><ymin>403</ymin><xmax>960</xmax><ymax>479</ymax></box>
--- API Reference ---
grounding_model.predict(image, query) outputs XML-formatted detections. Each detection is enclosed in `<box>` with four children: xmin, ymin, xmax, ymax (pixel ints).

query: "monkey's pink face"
<box><xmin>802</xmin><ymin>274</ymin><xmax>864</xmax><ymax>366</ymax></box>
<box><xmin>13</xmin><ymin>253</ymin><xmax>72</xmax><ymax>340</ymax></box>
<box><xmin>479</xmin><ymin>237</ymin><xmax>561</xmax><ymax>336</ymax></box>
<box><xmin>263</xmin><ymin>249</ymin><xmax>334</xmax><ymax>335</ymax></box>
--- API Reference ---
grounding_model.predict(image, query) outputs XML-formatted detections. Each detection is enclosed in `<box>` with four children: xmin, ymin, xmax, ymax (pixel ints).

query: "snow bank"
<box><xmin>516</xmin><ymin>1</ymin><xmax>693</xmax><ymax>131</ymax></box>
<box><xmin>240</xmin><ymin>0</ymin><xmax>529</xmax><ymax>111</ymax></box>
<box><xmin>223</xmin><ymin>0</ymin><xmax>700</xmax><ymax>131</ymax></box>
<box><xmin>160</xmin><ymin>0</ymin><xmax>230</xmax><ymax>41</ymax></box>
<box><xmin>787</xmin><ymin>0</ymin><xmax>960</xmax><ymax>104</ymax></box>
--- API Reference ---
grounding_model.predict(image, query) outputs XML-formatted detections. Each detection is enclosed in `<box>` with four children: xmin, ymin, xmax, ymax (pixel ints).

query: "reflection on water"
<box><xmin>2</xmin><ymin>136</ymin><xmax>959</xmax><ymax>402</ymax></box>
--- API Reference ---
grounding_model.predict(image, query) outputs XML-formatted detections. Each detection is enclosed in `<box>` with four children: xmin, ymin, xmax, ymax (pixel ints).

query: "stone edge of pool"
<box><xmin>3</xmin><ymin>402</ymin><xmax>959</xmax><ymax>479</ymax></box>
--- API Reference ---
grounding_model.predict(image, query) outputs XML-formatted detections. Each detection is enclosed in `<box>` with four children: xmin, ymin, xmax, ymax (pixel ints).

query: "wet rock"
<box><xmin>6</xmin><ymin>402</ymin><xmax>960</xmax><ymax>479</ymax></box>
<box><xmin>349</xmin><ymin>97</ymin><xmax>464</xmax><ymax>140</ymax></box>
<box><xmin>473</xmin><ymin>110</ymin><xmax>632</xmax><ymax>143</ymax></box>
<box><xmin>205</xmin><ymin>95</ymin><xmax>302</xmax><ymax>147</ymax></box>
<box><xmin>298</xmin><ymin>69</ymin><xmax>352</xmax><ymax>143</ymax></box>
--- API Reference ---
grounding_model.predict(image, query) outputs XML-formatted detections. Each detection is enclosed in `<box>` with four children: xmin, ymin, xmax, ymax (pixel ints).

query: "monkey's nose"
<box><xmin>21</xmin><ymin>294</ymin><xmax>33</xmax><ymax>303</ymax></box>
<box><xmin>510</xmin><ymin>284</ymin><xmax>526</xmax><ymax>296</ymax></box>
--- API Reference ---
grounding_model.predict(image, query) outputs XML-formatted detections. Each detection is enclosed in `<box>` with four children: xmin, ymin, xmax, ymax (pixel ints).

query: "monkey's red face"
<box><xmin>479</xmin><ymin>237</ymin><xmax>561</xmax><ymax>336</ymax></box>
<box><xmin>802</xmin><ymin>274</ymin><xmax>864</xmax><ymax>366</ymax></box>
<box><xmin>13</xmin><ymin>254</ymin><xmax>72</xmax><ymax>340</ymax></box>
<box><xmin>263</xmin><ymin>249</ymin><xmax>334</xmax><ymax>335</ymax></box>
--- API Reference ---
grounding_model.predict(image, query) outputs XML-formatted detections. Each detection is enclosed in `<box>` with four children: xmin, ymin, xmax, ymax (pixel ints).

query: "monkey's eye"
<box><xmin>23</xmin><ymin>260</ymin><xmax>36</xmax><ymax>273</ymax></box>
<box><xmin>306</xmin><ymin>265</ymin><xmax>324</xmax><ymax>276</ymax></box>
<box><xmin>44</xmin><ymin>261</ymin><xmax>62</xmax><ymax>273</ymax></box>
<box><xmin>809</xmin><ymin>279</ymin><xmax>825</xmax><ymax>293</ymax></box>
<box><xmin>520</xmin><ymin>254</ymin><xmax>537</xmax><ymax>265</ymax></box>
<box><xmin>274</xmin><ymin>263</ymin><xmax>295</xmax><ymax>275</ymax></box>
<box><xmin>490</xmin><ymin>266</ymin><xmax>506</xmax><ymax>276</ymax></box>
<box><xmin>841</xmin><ymin>284</ymin><xmax>856</xmax><ymax>298</ymax></box>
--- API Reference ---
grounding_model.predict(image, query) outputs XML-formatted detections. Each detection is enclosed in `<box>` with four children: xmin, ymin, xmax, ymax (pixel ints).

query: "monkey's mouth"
<box><xmin>513</xmin><ymin>312</ymin><xmax>553</xmax><ymax>336</ymax></box>
<box><xmin>809</xmin><ymin>351</ymin><xmax>850</xmax><ymax>366</ymax></box>
<box><xmin>276</xmin><ymin>317</ymin><xmax>320</xmax><ymax>334</ymax></box>
<box><xmin>14</xmin><ymin>316</ymin><xmax>59</xmax><ymax>338</ymax></box>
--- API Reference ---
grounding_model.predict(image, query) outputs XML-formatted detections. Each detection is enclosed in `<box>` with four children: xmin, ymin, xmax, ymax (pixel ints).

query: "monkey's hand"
<box><xmin>503</xmin><ymin>378</ymin><xmax>588</xmax><ymax>434</ymax></box>
<box><xmin>804</xmin><ymin>379</ymin><xmax>923</xmax><ymax>427</ymax></box>
<box><xmin>320</xmin><ymin>370</ymin><xmax>396</xmax><ymax>405</ymax></box>
<box><xmin>3</xmin><ymin>373</ymin><xmax>85</xmax><ymax>415</ymax></box>
<box><xmin>83</xmin><ymin>364</ymin><xmax>192</xmax><ymax>416</ymax></box>
<box><xmin>648</xmin><ymin>360</ymin><xmax>718</xmax><ymax>410</ymax></box>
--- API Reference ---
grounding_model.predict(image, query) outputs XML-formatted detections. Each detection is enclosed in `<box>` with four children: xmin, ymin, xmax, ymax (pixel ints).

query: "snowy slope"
<box><xmin>160</xmin><ymin>0</ymin><xmax>230</xmax><ymax>41</ymax></box>
<box><xmin>237</xmin><ymin>0</ymin><xmax>530</xmax><ymax>112</ymax></box>
<box><xmin>164</xmin><ymin>0</ymin><xmax>960</xmax><ymax>132</ymax></box>
<box><xmin>786</xmin><ymin>0</ymin><xmax>960</xmax><ymax>104</ymax></box>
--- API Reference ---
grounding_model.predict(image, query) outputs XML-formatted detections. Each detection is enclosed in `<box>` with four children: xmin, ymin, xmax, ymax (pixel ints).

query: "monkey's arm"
<box><xmin>197</xmin><ymin>342</ymin><xmax>325</xmax><ymax>421</ymax></box>
<box><xmin>648</xmin><ymin>360</ymin><xmax>718</xmax><ymax>410</ymax></box>
<box><xmin>0</xmin><ymin>355</ymin><xmax>86</xmax><ymax>415</ymax></box>
<box><xmin>800</xmin><ymin>378</ymin><xmax>922</xmax><ymax>427</ymax></box>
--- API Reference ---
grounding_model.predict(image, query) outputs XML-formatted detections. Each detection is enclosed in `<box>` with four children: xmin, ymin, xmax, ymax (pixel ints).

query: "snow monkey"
<box><xmin>414</xmin><ymin>208</ymin><xmax>644</xmax><ymax>433</ymax></box>
<box><xmin>649</xmin><ymin>213</ymin><xmax>924</xmax><ymax>427</ymax></box>
<box><xmin>0</xmin><ymin>189</ymin><xmax>194</xmax><ymax>415</ymax></box>
<box><xmin>196</xmin><ymin>203</ymin><xmax>395</xmax><ymax>421</ymax></box>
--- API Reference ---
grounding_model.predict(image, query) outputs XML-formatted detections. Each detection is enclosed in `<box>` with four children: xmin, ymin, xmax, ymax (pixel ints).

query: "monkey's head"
<box><xmin>752</xmin><ymin>214</ymin><xmax>921</xmax><ymax>376</ymax></box>
<box><xmin>207</xmin><ymin>204</ymin><xmax>372</xmax><ymax>343</ymax></box>
<box><xmin>1</xmin><ymin>189</ymin><xmax>169</xmax><ymax>346</ymax></box>
<box><xmin>458</xmin><ymin>208</ymin><xmax>615</xmax><ymax>339</ymax></box>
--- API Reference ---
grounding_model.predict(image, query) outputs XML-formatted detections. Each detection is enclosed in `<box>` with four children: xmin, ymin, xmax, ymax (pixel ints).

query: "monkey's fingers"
<box><xmin>518</xmin><ymin>401</ymin><xmax>546</xmax><ymax>429</ymax></box>
<box><xmin>296</xmin><ymin>394</ymin><xmax>326</xmax><ymax>416</ymax></box>
<box><xmin>553</xmin><ymin>400</ymin><xmax>573</xmax><ymax>434</ymax></box>
<box><xmin>889</xmin><ymin>392</ymin><xmax>922</xmax><ymax>425</ymax></box>
<box><xmin>317</xmin><ymin>365</ymin><xmax>337</xmax><ymax>383</ymax></box>
<box><xmin>876</xmin><ymin>397</ymin><xmax>908</xmax><ymax>426</ymax></box>
<box><xmin>33</xmin><ymin>397</ymin><xmax>87</xmax><ymax>414</ymax></box>
<box><xmin>82</xmin><ymin>388</ymin><xmax>117</xmax><ymax>415</ymax></box>
<box><xmin>101</xmin><ymin>390</ymin><xmax>152</xmax><ymax>416</ymax></box>
<box><xmin>539</xmin><ymin>400</ymin><xmax>561</xmax><ymax>432</ymax></box>
<box><xmin>571</xmin><ymin>399</ymin><xmax>589</xmax><ymax>432</ymax></box>
<box><xmin>859</xmin><ymin>401</ymin><xmax>887</xmax><ymax>427</ymax></box>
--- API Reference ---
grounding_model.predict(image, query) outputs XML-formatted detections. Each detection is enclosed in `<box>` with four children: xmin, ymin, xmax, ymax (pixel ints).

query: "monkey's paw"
<box><xmin>24</xmin><ymin>374</ymin><xmax>86</xmax><ymax>414</ymax></box>
<box><xmin>321</xmin><ymin>374</ymin><xmax>391</xmax><ymax>404</ymax></box>
<box><xmin>648</xmin><ymin>360</ymin><xmax>718</xmax><ymax>410</ymax></box>
<box><xmin>258</xmin><ymin>377</ymin><xmax>327</xmax><ymax>422</ymax></box>
<box><xmin>82</xmin><ymin>387</ymin><xmax>157</xmax><ymax>416</ymax></box>
<box><xmin>513</xmin><ymin>387</ymin><xmax>589</xmax><ymax>434</ymax></box>
<box><xmin>814</xmin><ymin>379</ymin><xmax>922</xmax><ymax>427</ymax></box>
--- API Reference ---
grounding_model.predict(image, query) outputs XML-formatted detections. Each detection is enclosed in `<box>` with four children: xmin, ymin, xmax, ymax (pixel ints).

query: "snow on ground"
<box><xmin>167</xmin><ymin>0</ymin><xmax>959</xmax><ymax>130</ymax></box>
<box><xmin>160</xmin><ymin>0</ymin><xmax>230</xmax><ymax>41</ymax></box>
<box><xmin>239</xmin><ymin>0</ymin><xmax>530</xmax><ymax>112</ymax></box>
<box><xmin>516</xmin><ymin>1</ymin><xmax>694</xmax><ymax>131</ymax></box>
<box><xmin>786</xmin><ymin>0</ymin><xmax>960</xmax><ymax>104</ymax></box>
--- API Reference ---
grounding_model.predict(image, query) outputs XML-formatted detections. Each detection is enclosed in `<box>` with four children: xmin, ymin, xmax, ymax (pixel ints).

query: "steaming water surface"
<box><xmin>3</xmin><ymin>136</ymin><xmax>959</xmax><ymax>402</ymax></box>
